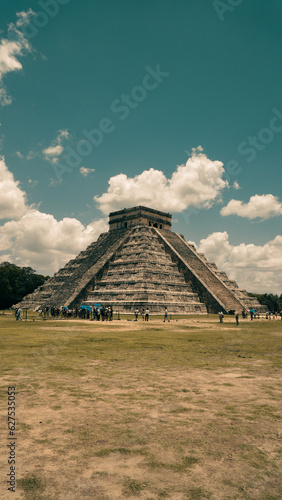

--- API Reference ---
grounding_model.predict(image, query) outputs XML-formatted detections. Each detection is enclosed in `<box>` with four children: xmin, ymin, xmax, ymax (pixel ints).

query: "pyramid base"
<box><xmin>84</xmin><ymin>299</ymin><xmax>207</xmax><ymax>314</ymax></box>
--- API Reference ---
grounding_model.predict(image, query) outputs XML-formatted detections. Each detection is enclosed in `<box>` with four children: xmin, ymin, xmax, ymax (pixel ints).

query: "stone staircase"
<box><xmin>16</xmin><ymin>228</ymin><xmax>129</xmax><ymax>310</ymax></box>
<box><xmin>202</xmin><ymin>260</ymin><xmax>267</xmax><ymax>313</ymax></box>
<box><xmin>155</xmin><ymin>229</ymin><xmax>245</xmax><ymax>313</ymax></box>
<box><xmin>85</xmin><ymin>226</ymin><xmax>207</xmax><ymax>313</ymax></box>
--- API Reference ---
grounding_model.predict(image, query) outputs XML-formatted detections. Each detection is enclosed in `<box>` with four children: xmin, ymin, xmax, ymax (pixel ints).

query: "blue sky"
<box><xmin>0</xmin><ymin>0</ymin><xmax>282</xmax><ymax>293</ymax></box>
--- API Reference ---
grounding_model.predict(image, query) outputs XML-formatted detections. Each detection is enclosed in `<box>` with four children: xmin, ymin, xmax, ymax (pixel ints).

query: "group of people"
<box><xmin>134</xmin><ymin>308</ymin><xmax>149</xmax><ymax>321</ymax></box>
<box><xmin>37</xmin><ymin>305</ymin><xmax>113</xmax><ymax>321</ymax></box>
<box><xmin>92</xmin><ymin>306</ymin><xmax>113</xmax><ymax>321</ymax></box>
<box><xmin>248</xmin><ymin>310</ymin><xmax>282</xmax><ymax>320</ymax></box>
<box><xmin>15</xmin><ymin>304</ymin><xmax>171</xmax><ymax>321</ymax></box>
<box><xmin>218</xmin><ymin>309</ymin><xmax>282</xmax><ymax>324</ymax></box>
<box><xmin>134</xmin><ymin>307</ymin><xmax>170</xmax><ymax>322</ymax></box>
<box><xmin>265</xmin><ymin>311</ymin><xmax>282</xmax><ymax>320</ymax></box>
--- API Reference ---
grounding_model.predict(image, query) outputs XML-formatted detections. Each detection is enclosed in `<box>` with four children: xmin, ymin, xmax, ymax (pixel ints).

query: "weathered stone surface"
<box><xmin>16</xmin><ymin>206</ymin><xmax>266</xmax><ymax>314</ymax></box>
<box><xmin>155</xmin><ymin>229</ymin><xmax>266</xmax><ymax>313</ymax></box>
<box><xmin>109</xmin><ymin>205</ymin><xmax>171</xmax><ymax>231</ymax></box>
<box><xmin>85</xmin><ymin>226</ymin><xmax>206</xmax><ymax>313</ymax></box>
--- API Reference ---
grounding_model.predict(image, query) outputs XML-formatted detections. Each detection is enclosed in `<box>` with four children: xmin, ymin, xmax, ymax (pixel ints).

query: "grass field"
<box><xmin>0</xmin><ymin>313</ymin><xmax>281</xmax><ymax>499</ymax></box>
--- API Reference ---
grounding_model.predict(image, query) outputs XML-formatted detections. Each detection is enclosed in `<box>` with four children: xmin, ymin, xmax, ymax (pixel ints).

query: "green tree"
<box><xmin>249</xmin><ymin>293</ymin><xmax>280</xmax><ymax>312</ymax></box>
<box><xmin>278</xmin><ymin>294</ymin><xmax>282</xmax><ymax>312</ymax></box>
<box><xmin>0</xmin><ymin>262</ymin><xmax>48</xmax><ymax>309</ymax></box>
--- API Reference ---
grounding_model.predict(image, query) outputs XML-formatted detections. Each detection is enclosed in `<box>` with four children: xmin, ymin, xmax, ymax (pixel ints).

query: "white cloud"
<box><xmin>0</xmin><ymin>210</ymin><xmax>108</xmax><ymax>275</ymax></box>
<box><xmin>43</xmin><ymin>144</ymin><xmax>64</xmax><ymax>163</ymax></box>
<box><xmin>233</xmin><ymin>181</ymin><xmax>240</xmax><ymax>190</ymax></box>
<box><xmin>14</xmin><ymin>9</ymin><xmax>35</xmax><ymax>29</ymax></box>
<box><xmin>57</xmin><ymin>129</ymin><xmax>70</xmax><ymax>141</ymax></box>
<box><xmin>43</xmin><ymin>129</ymin><xmax>69</xmax><ymax>163</ymax></box>
<box><xmin>198</xmin><ymin>232</ymin><xmax>282</xmax><ymax>294</ymax></box>
<box><xmin>221</xmin><ymin>194</ymin><xmax>282</xmax><ymax>220</ymax></box>
<box><xmin>0</xmin><ymin>156</ymin><xmax>28</xmax><ymax>219</ymax></box>
<box><xmin>0</xmin><ymin>39</ymin><xmax>23</xmax><ymax>75</ymax></box>
<box><xmin>0</xmin><ymin>10</ymin><xmax>34</xmax><ymax>106</ymax></box>
<box><xmin>0</xmin><ymin>253</ymin><xmax>12</xmax><ymax>263</ymax></box>
<box><xmin>80</xmin><ymin>166</ymin><xmax>95</xmax><ymax>177</ymax></box>
<box><xmin>0</xmin><ymin>158</ymin><xmax>107</xmax><ymax>274</ymax></box>
<box><xmin>95</xmin><ymin>147</ymin><xmax>228</xmax><ymax>214</ymax></box>
<box><xmin>14</xmin><ymin>150</ymin><xmax>37</xmax><ymax>161</ymax></box>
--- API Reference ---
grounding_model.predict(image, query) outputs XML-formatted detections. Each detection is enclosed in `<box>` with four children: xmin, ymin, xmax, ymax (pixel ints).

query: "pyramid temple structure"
<box><xmin>17</xmin><ymin>206</ymin><xmax>265</xmax><ymax>314</ymax></box>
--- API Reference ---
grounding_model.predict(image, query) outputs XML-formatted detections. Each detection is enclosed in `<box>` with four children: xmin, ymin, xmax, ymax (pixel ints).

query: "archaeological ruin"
<box><xmin>17</xmin><ymin>206</ymin><xmax>265</xmax><ymax>314</ymax></box>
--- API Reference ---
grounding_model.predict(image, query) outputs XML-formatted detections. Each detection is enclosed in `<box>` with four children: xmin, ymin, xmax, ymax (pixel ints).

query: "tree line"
<box><xmin>248</xmin><ymin>293</ymin><xmax>282</xmax><ymax>313</ymax></box>
<box><xmin>0</xmin><ymin>262</ymin><xmax>48</xmax><ymax>310</ymax></box>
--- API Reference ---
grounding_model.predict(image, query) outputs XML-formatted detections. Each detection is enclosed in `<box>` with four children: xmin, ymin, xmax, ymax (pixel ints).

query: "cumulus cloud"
<box><xmin>0</xmin><ymin>158</ymin><xmax>107</xmax><ymax>274</ymax></box>
<box><xmin>80</xmin><ymin>166</ymin><xmax>95</xmax><ymax>177</ymax></box>
<box><xmin>43</xmin><ymin>130</ymin><xmax>69</xmax><ymax>163</ymax></box>
<box><xmin>0</xmin><ymin>156</ymin><xmax>28</xmax><ymax>219</ymax></box>
<box><xmin>0</xmin><ymin>10</ymin><xmax>34</xmax><ymax>106</ymax></box>
<box><xmin>0</xmin><ymin>211</ymin><xmax>107</xmax><ymax>275</ymax></box>
<box><xmin>95</xmin><ymin>147</ymin><xmax>228</xmax><ymax>214</ymax></box>
<box><xmin>198</xmin><ymin>232</ymin><xmax>282</xmax><ymax>294</ymax></box>
<box><xmin>221</xmin><ymin>194</ymin><xmax>282</xmax><ymax>220</ymax></box>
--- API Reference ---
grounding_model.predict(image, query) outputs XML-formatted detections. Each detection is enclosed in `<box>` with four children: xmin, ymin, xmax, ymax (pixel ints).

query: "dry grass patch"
<box><xmin>0</xmin><ymin>314</ymin><xmax>281</xmax><ymax>499</ymax></box>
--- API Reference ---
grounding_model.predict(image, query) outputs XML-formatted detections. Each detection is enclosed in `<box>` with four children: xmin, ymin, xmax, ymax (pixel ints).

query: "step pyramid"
<box><xmin>16</xmin><ymin>206</ymin><xmax>266</xmax><ymax>314</ymax></box>
<box><xmin>85</xmin><ymin>226</ymin><xmax>206</xmax><ymax>313</ymax></box>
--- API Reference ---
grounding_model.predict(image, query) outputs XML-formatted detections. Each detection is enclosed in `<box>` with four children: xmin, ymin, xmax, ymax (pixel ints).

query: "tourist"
<box><xmin>235</xmin><ymin>311</ymin><xmax>239</xmax><ymax>326</ymax></box>
<box><xmin>145</xmin><ymin>308</ymin><xmax>149</xmax><ymax>321</ymax></box>
<box><xmin>96</xmin><ymin>307</ymin><xmax>100</xmax><ymax>321</ymax></box>
<box><xmin>218</xmin><ymin>311</ymin><xmax>224</xmax><ymax>323</ymax></box>
<box><xmin>108</xmin><ymin>306</ymin><xmax>113</xmax><ymax>320</ymax></box>
<box><xmin>101</xmin><ymin>306</ymin><xmax>106</xmax><ymax>321</ymax></box>
<box><xmin>134</xmin><ymin>308</ymin><xmax>139</xmax><ymax>321</ymax></box>
<box><xmin>163</xmin><ymin>307</ymin><xmax>170</xmax><ymax>322</ymax></box>
<box><xmin>15</xmin><ymin>308</ymin><xmax>22</xmax><ymax>321</ymax></box>
<box><xmin>141</xmin><ymin>308</ymin><xmax>145</xmax><ymax>321</ymax></box>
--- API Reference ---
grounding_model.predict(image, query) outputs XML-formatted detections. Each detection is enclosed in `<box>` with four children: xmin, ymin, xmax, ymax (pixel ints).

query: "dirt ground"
<box><xmin>0</xmin><ymin>315</ymin><xmax>281</xmax><ymax>499</ymax></box>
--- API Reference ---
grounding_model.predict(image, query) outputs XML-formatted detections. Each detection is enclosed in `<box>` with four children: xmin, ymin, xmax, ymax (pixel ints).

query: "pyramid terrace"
<box><xmin>16</xmin><ymin>206</ymin><xmax>266</xmax><ymax>315</ymax></box>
